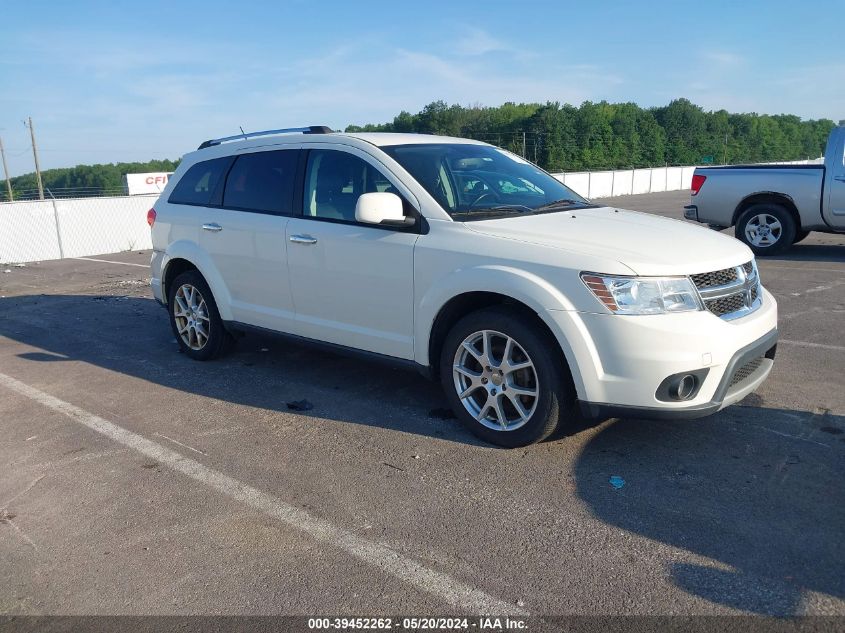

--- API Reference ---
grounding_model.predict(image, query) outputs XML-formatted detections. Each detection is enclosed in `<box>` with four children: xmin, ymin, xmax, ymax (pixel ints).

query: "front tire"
<box><xmin>167</xmin><ymin>270</ymin><xmax>232</xmax><ymax>360</ymax></box>
<box><xmin>735</xmin><ymin>203</ymin><xmax>796</xmax><ymax>256</ymax></box>
<box><xmin>439</xmin><ymin>307</ymin><xmax>574</xmax><ymax>447</ymax></box>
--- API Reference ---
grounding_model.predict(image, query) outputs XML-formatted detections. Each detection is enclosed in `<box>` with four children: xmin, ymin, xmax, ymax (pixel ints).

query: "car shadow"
<box><xmin>0</xmin><ymin>293</ymin><xmax>486</xmax><ymax>447</ymax></box>
<box><xmin>573</xmin><ymin>410</ymin><xmax>845</xmax><ymax>615</ymax></box>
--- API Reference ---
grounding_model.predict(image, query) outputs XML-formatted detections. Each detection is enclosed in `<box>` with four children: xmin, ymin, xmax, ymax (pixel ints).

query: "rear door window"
<box><xmin>222</xmin><ymin>150</ymin><xmax>299</xmax><ymax>214</ymax></box>
<box><xmin>169</xmin><ymin>157</ymin><xmax>232</xmax><ymax>206</ymax></box>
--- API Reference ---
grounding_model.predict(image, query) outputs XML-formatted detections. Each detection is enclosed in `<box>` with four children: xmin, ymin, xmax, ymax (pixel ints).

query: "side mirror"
<box><xmin>355</xmin><ymin>192</ymin><xmax>414</xmax><ymax>227</ymax></box>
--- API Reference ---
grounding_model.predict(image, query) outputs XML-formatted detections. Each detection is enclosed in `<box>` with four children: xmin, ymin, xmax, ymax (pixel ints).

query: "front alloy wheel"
<box><xmin>440</xmin><ymin>306</ymin><xmax>574</xmax><ymax>447</ymax></box>
<box><xmin>453</xmin><ymin>330</ymin><xmax>539</xmax><ymax>431</ymax></box>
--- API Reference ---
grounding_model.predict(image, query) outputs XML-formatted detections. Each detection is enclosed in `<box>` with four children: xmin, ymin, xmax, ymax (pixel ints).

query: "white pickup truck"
<box><xmin>685</xmin><ymin>124</ymin><xmax>845</xmax><ymax>254</ymax></box>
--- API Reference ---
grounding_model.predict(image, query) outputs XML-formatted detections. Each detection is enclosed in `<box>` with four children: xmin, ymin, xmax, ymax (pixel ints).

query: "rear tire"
<box><xmin>794</xmin><ymin>230</ymin><xmax>811</xmax><ymax>244</ymax></box>
<box><xmin>168</xmin><ymin>270</ymin><xmax>233</xmax><ymax>361</ymax></box>
<box><xmin>735</xmin><ymin>203</ymin><xmax>796</xmax><ymax>256</ymax></box>
<box><xmin>439</xmin><ymin>306</ymin><xmax>574</xmax><ymax>448</ymax></box>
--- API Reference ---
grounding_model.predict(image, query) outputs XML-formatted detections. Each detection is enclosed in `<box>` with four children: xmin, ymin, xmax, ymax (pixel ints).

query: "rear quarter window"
<box><xmin>169</xmin><ymin>157</ymin><xmax>232</xmax><ymax>206</ymax></box>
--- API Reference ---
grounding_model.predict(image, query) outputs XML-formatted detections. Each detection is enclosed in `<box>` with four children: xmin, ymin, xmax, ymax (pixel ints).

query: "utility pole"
<box><xmin>0</xmin><ymin>136</ymin><xmax>12</xmax><ymax>202</ymax></box>
<box><xmin>723</xmin><ymin>132</ymin><xmax>728</xmax><ymax>165</ymax></box>
<box><xmin>26</xmin><ymin>117</ymin><xmax>44</xmax><ymax>200</ymax></box>
<box><xmin>522</xmin><ymin>131</ymin><xmax>527</xmax><ymax>158</ymax></box>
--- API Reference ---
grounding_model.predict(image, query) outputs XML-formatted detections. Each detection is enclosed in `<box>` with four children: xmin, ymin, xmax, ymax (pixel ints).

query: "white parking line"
<box><xmin>0</xmin><ymin>372</ymin><xmax>526</xmax><ymax>616</ymax></box>
<box><xmin>72</xmin><ymin>257</ymin><xmax>148</xmax><ymax>268</ymax></box>
<box><xmin>780</xmin><ymin>340</ymin><xmax>845</xmax><ymax>352</ymax></box>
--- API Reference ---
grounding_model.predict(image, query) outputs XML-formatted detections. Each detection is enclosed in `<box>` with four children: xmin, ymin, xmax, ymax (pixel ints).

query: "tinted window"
<box><xmin>169</xmin><ymin>158</ymin><xmax>231</xmax><ymax>206</ymax></box>
<box><xmin>303</xmin><ymin>150</ymin><xmax>398</xmax><ymax>222</ymax></box>
<box><xmin>223</xmin><ymin>150</ymin><xmax>298</xmax><ymax>214</ymax></box>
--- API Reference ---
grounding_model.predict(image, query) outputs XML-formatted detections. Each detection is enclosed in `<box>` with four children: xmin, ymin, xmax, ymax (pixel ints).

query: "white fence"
<box><xmin>0</xmin><ymin>194</ymin><xmax>155</xmax><ymax>264</ymax></box>
<box><xmin>551</xmin><ymin>166</ymin><xmax>696</xmax><ymax>198</ymax></box>
<box><xmin>550</xmin><ymin>157</ymin><xmax>822</xmax><ymax>199</ymax></box>
<box><xmin>0</xmin><ymin>158</ymin><xmax>824</xmax><ymax>265</ymax></box>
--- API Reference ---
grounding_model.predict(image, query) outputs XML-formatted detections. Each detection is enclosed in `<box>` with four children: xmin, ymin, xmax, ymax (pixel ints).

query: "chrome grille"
<box><xmin>729</xmin><ymin>357</ymin><xmax>764</xmax><ymax>389</ymax></box>
<box><xmin>705</xmin><ymin>294</ymin><xmax>746</xmax><ymax>317</ymax></box>
<box><xmin>692</xmin><ymin>260</ymin><xmax>761</xmax><ymax>320</ymax></box>
<box><xmin>690</xmin><ymin>267</ymin><xmax>739</xmax><ymax>289</ymax></box>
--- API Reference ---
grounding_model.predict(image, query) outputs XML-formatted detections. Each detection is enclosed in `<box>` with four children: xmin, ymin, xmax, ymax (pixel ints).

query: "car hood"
<box><xmin>465</xmin><ymin>206</ymin><xmax>752</xmax><ymax>276</ymax></box>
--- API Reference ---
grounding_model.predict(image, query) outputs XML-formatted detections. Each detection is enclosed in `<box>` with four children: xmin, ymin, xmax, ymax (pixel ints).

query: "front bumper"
<box><xmin>545</xmin><ymin>286</ymin><xmax>778</xmax><ymax>418</ymax></box>
<box><xmin>579</xmin><ymin>328</ymin><xmax>776</xmax><ymax>420</ymax></box>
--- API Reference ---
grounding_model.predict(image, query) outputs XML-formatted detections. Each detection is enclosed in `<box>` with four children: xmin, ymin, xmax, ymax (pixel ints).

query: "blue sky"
<box><xmin>1</xmin><ymin>0</ymin><xmax>842</xmax><ymax>176</ymax></box>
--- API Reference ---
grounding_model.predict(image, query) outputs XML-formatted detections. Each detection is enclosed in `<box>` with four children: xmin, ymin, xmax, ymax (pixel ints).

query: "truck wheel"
<box><xmin>168</xmin><ymin>270</ymin><xmax>233</xmax><ymax>360</ymax></box>
<box><xmin>439</xmin><ymin>306</ymin><xmax>574</xmax><ymax>448</ymax></box>
<box><xmin>735</xmin><ymin>203</ymin><xmax>796</xmax><ymax>256</ymax></box>
<box><xmin>794</xmin><ymin>230</ymin><xmax>811</xmax><ymax>244</ymax></box>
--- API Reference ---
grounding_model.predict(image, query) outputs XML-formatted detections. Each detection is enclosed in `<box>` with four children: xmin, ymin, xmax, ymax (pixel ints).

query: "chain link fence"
<box><xmin>1</xmin><ymin>186</ymin><xmax>131</xmax><ymax>202</ymax></box>
<box><xmin>0</xmin><ymin>194</ymin><xmax>156</xmax><ymax>264</ymax></box>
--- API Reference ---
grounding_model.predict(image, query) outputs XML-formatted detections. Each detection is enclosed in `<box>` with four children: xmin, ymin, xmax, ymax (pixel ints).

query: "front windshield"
<box><xmin>381</xmin><ymin>143</ymin><xmax>593</xmax><ymax>220</ymax></box>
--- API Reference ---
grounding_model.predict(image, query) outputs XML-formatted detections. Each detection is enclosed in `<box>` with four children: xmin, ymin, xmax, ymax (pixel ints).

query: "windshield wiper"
<box><xmin>534</xmin><ymin>198</ymin><xmax>590</xmax><ymax>211</ymax></box>
<box><xmin>451</xmin><ymin>205</ymin><xmax>533</xmax><ymax>219</ymax></box>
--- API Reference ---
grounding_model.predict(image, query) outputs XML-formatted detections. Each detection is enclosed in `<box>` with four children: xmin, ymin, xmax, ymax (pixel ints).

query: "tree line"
<box><xmin>4</xmin><ymin>159</ymin><xmax>180</xmax><ymax>201</ymax></box>
<box><xmin>346</xmin><ymin>98</ymin><xmax>835</xmax><ymax>172</ymax></box>
<box><xmin>2</xmin><ymin>99</ymin><xmax>835</xmax><ymax>201</ymax></box>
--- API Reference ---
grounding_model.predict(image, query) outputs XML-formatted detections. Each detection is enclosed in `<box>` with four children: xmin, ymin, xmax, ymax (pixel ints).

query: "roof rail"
<box><xmin>197</xmin><ymin>125</ymin><xmax>333</xmax><ymax>150</ymax></box>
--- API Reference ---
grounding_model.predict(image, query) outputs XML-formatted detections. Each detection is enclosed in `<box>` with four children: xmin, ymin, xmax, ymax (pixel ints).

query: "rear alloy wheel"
<box><xmin>440</xmin><ymin>307</ymin><xmax>572</xmax><ymax>447</ymax></box>
<box><xmin>168</xmin><ymin>270</ymin><xmax>232</xmax><ymax>360</ymax></box>
<box><xmin>174</xmin><ymin>283</ymin><xmax>211</xmax><ymax>351</ymax></box>
<box><xmin>735</xmin><ymin>203</ymin><xmax>796</xmax><ymax>256</ymax></box>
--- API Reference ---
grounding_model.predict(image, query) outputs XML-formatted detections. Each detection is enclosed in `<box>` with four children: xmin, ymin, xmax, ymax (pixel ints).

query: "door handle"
<box><xmin>289</xmin><ymin>234</ymin><xmax>317</xmax><ymax>245</ymax></box>
<box><xmin>202</xmin><ymin>223</ymin><xmax>223</xmax><ymax>232</ymax></box>
<box><xmin>834</xmin><ymin>175</ymin><xmax>845</xmax><ymax>182</ymax></box>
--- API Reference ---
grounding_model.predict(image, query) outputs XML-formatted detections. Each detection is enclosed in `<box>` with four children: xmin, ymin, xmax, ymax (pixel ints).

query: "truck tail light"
<box><xmin>691</xmin><ymin>174</ymin><xmax>707</xmax><ymax>196</ymax></box>
<box><xmin>147</xmin><ymin>208</ymin><xmax>157</xmax><ymax>227</ymax></box>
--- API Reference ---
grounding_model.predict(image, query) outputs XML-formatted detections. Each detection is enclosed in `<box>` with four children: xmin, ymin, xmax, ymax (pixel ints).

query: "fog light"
<box><xmin>672</xmin><ymin>375</ymin><xmax>697</xmax><ymax>400</ymax></box>
<box><xmin>656</xmin><ymin>369</ymin><xmax>709</xmax><ymax>402</ymax></box>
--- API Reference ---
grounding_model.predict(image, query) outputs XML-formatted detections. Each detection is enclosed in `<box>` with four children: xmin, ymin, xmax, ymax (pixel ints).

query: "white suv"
<box><xmin>149</xmin><ymin>126</ymin><xmax>778</xmax><ymax>447</ymax></box>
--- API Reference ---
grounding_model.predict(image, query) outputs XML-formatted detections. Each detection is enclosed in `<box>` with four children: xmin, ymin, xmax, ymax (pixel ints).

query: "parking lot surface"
<box><xmin>1</xmin><ymin>191</ymin><xmax>843</xmax><ymax>617</ymax></box>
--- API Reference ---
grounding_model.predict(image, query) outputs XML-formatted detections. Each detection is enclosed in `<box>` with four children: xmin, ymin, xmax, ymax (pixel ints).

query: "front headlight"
<box><xmin>581</xmin><ymin>273</ymin><xmax>702</xmax><ymax>315</ymax></box>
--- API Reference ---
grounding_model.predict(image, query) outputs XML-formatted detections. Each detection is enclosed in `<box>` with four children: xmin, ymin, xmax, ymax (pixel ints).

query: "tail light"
<box><xmin>147</xmin><ymin>208</ymin><xmax>157</xmax><ymax>227</ymax></box>
<box><xmin>691</xmin><ymin>174</ymin><xmax>707</xmax><ymax>196</ymax></box>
